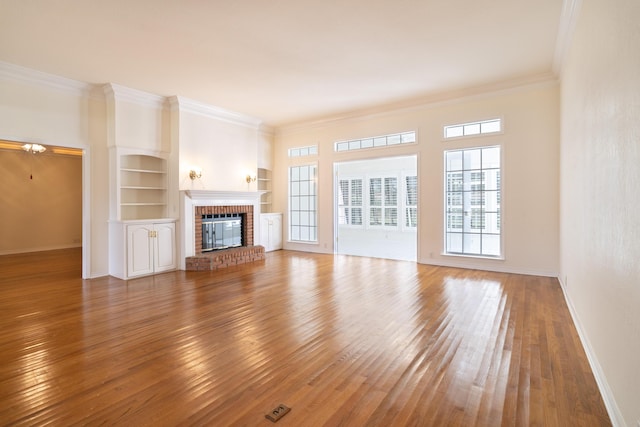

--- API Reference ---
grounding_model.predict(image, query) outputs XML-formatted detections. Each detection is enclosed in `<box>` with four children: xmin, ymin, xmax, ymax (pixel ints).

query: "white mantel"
<box><xmin>184</xmin><ymin>190</ymin><xmax>264</xmax><ymax>205</ymax></box>
<box><xmin>179</xmin><ymin>190</ymin><xmax>265</xmax><ymax>269</ymax></box>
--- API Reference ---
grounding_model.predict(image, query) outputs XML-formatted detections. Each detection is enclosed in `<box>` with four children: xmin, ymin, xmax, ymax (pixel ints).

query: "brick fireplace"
<box><xmin>181</xmin><ymin>191</ymin><xmax>265</xmax><ymax>271</ymax></box>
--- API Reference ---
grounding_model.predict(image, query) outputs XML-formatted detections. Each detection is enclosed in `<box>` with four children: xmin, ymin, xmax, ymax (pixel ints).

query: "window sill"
<box><xmin>441</xmin><ymin>252</ymin><xmax>504</xmax><ymax>261</ymax></box>
<box><xmin>287</xmin><ymin>240</ymin><xmax>319</xmax><ymax>246</ymax></box>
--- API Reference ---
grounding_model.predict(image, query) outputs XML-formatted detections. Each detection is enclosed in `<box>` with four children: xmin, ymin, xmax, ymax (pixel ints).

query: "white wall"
<box><xmin>0</xmin><ymin>73</ymin><xmax>88</xmax><ymax>147</ymax></box>
<box><xmin>274</xmin><ymin>83</ymin><xmax>560</xmax><ymax>276</ymax></box>
<box><xmin>560</xmin><ymin>0</ymin><xmax>640</xmax><ymax>425</ymax></box>
<box><xmin>0</xmin><ymin>66</ymin><xmax>109</xmax><ymax>277</ymax></box>
<box><xmin>258</xmin><ymin>126</ymin><xmax>274</xmax><ymax>170</ymax></box>
<box><xmin>176</xmin><ymin>108</ymin><xmax>259</xmax><ymax>192</ymax></box>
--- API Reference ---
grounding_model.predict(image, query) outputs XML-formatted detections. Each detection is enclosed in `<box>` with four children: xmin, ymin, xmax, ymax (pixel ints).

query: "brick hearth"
<box><xmin>185</xmin><ymin>246</ymin><xmax>265</xmax><ymax>271</ymax></box>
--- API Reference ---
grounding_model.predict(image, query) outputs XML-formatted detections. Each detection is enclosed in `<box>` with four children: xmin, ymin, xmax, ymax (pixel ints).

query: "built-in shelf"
<box><xmin>257</xmin><ymin>168</ymin><xmax>272</xmax><ymax>213</ymax></box>
<box><xmin>121</xmin><ymin>186</ymin><xmax>166</xmax><ymax>190</ymax></box>
<box><xmin>121</xmin><ymin>168</ymin><xmax>166</xmax><ymax>174</ymax></box>
<box><xmin>119</xmin><ymin>154</ymin><xmax>168</xmax><ymax>220</ymax></box>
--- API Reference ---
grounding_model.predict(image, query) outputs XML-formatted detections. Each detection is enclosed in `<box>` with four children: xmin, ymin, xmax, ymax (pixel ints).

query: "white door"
<box><xmin>127</xmin><ymin>224</ymin><xmax>154</xmax><ymax>277</ymax></box>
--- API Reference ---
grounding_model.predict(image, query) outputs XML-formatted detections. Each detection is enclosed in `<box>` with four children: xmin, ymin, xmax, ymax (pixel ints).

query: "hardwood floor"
<box><xmin>0</xmin><ymin>249</ymin><xmax>610</xmax><ymax>426</ymax></box>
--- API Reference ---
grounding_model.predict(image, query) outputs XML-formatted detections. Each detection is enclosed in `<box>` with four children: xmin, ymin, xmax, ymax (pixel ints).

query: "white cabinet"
<box><xmin>110</xmin><ymin>220</ymin><xmax>176</xmax><ymax>279</ymax></box>
<box><xmin>260</xmin><ymin>213</ymin><xmax>282</xmax><ymax>252</ymax></box>
<box><xmin>127</xmin><ymin>222</ymin><xmax>176</xmax><ymax>278</ymax></box>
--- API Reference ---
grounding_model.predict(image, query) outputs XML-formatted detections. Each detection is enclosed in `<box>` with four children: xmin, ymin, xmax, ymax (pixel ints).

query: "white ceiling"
<box><xmin>0</xmin><ymin>0</ymin><xmax>565</xmax><ymax>127</ymax></box>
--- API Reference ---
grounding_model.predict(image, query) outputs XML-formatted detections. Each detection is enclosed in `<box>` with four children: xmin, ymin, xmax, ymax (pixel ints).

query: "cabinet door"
<box><xmin>154</xmin><ymin>222</ymin><xmax>176</xmax><ymax>273</ymax></box>
<box><xmin>260</xmin><ymin>214</ymin><xmax>283</xmax><ymax>252</ymax></box>
<box><xmin>127</xmin><ymin>224</ymin><xmax>154</xmax><ymax>277</ymax></box>
<box><xmin>271</xmin><ymin>214</ymin><xmax>283</xmax><ymax>250</ymax></box>
<box><xmin>260</xmin><ymin>215</ymin><xmax>271</xmax><ymax>251</ymax></box>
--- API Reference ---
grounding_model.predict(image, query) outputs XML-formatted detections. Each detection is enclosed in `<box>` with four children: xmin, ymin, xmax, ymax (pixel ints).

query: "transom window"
<box><xmin>288</xmin><ymin>145</ymin><xmax>318</xmax><ymax>157</ymax></box>
<box><xmin>335</xmin><ymin>131</ymin><xmax>416</xmax><ymax>152</ymax></box>
<box><xmin>445</xmin><ymin>146</ymin><xmax>501</xmax><ymax>257</ymax></box>
<box><xmin>444</xmin><ymin>119</ymin><xmax>501</xmax><ymax>139</ymax></box>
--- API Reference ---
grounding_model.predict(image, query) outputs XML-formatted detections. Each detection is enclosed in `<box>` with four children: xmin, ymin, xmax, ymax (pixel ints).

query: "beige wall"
<box><xmin>274</xmin><ymin>83</ymin><xmax>560</xmax><ymax>276</ymax></box>
<box><xmin>0</xmin><ymin>150</ymin><xmax>82</xmax><ymax>254</ymax></box>
<box><xmin>560</xmin><ymin>0</ymin><xmax>640</xmax><ymax>425</ymax></box>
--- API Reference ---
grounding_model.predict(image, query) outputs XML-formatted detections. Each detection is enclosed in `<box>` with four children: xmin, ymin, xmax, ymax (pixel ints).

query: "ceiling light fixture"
<box><xmin>22</xmin><ymin>143</ymin><xmax>47</xmax><ymax>154</ymax></box>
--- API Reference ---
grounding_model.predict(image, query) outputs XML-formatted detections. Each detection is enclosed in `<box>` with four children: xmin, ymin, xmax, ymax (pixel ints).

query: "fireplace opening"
<box><xmin>202</xmin><ymin>213</ymin><xmax>244</xmax><ymax>251</ymax></box>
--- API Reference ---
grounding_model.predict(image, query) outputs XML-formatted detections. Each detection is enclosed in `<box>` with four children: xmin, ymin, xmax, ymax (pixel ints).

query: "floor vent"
<box><xmin>265</xmin><ymin>404</ymin><xmax>290</xmax><ymax>422</ymax></box>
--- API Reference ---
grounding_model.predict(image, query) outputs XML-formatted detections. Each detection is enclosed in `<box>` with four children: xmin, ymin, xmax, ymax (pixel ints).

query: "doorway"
<box><xmin>334</xmin><ymin>155</ymin><xmax>417</xmax><ymax>261</ymax></box>
<box><xmin>0</xmin><ymin>140</ymin><xmax>86</xmax><ymax>276</ymax></box>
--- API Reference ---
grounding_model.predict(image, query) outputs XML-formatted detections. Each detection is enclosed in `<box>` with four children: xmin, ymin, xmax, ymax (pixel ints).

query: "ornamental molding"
<box><xmin>102</xmin><ymin>83</ymin><xmax>167</xmax><ymax>109</ymax></box>
<box><xmin>169</xmin><ymin>96</ymin><xmax>262</xmax><ymax>130</ymax></box>
<box><xmin>0</xmin><ymin>60</ymin><xmax>91</xmax><ymax>97</ymax></box>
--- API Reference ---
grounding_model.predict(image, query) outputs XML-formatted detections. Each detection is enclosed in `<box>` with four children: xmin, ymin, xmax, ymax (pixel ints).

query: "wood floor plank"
<box><xmin>0</xmin><ymin>248</ymin><xmax>611</xmax><ymax>426</ymax></box>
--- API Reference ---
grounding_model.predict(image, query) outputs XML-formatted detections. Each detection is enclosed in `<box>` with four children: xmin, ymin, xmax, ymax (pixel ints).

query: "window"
<box><xmin>444</xmin><ymin>119</ymin><xmax>501</xmax><ymax>139</ymax></box>
<box><xmin>288</xmin><ymin>145</ymin><xmax>318</xmax><ymax>157</ymax></box>
<box><xmin>445</xmin><ymin>146</ymin><xmax>501</xmax><ymax>257</ymax></box>
<box><xmin>369</xmin><ymin>177</ymin><xmax>398</xmax><ymax>227</ymax></box>
<box><xmin>338</xmin><ymin>171</ymin><xmax>417</xmax><ymax>231</ymax></box>
<box><xmin>338</xmin><ymin>178</ymin><xmax>363</xmax><ymax>225</ymax></box>
<box><xmin>405</xmin><ymin>175</ymin><xmax>418</xmax><ymax>228</ymax></box>
<box><xmin>335</xmin><ymin>131</ymin><xmax>416</xmax><ymax>152</ymax></box>
<box><xmin>289</xmin><ymin>164</ymin><xmax>317</xmax><ymax>242</ymax></box>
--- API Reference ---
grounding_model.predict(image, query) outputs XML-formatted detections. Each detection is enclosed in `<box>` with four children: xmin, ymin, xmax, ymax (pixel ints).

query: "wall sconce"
<box><xmin>189</xmin><ymin>168</ymin><xmax>202</xmax><ymax>180</ymax></box>
<box><xmin>246</xmin><ymin>175</ymin><xmax>257</xmax><ymax>184</ymax></box>
<box><xmin>22</xmin><ymin>143</ymin><xmax>46</xmax><ymax>154</ymax></box>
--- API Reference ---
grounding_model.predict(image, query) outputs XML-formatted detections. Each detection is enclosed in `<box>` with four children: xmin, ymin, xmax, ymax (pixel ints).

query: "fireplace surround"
<box><xmin>181</xmin><ymin>190</ymin><xmax>265</xmax><ymax>271</ymax></box>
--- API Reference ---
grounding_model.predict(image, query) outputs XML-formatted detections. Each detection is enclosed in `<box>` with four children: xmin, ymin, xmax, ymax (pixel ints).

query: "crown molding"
<box><xmin>0</xmin><ymin>60</ymin><xmax>92</xmax><ymax>97</ymax></box>
<box><xmin>258</xmin><ymin>123</ymin><xmax>275</xmax><ymax>136</ymax></box>
<box><xmin>169</xmin><ymin>96</ymin><xmax>262</xmax><ymax>129</ymax></box>
<box><xmin>102</xmin><ymin>83</ymin><xmax>167</xmax><ymax>109</ymax></box>
<box><xmin>552</xmin><ymin>0</ymin><xmax>583</xmax><ymax>76</ymax></box>
<box><xmin>276</xmin><ymin>72</ymin><xmax>558</xmax><ymax>136</ymax></box>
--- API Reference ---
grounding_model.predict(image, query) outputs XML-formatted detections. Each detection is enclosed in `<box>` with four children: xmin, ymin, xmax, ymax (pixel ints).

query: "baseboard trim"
<box><xmin>419</xmin><ymin>258</ymin><xmax>558</xmax><ymax>277</ymax></box>
<box><xmin>0</xmin><ymin>244</ymin><xmax>82</xmax><ymax>256</ymax></box>
<box><xmin>557</xmin><ymin>276</ymin><xmax>625</xmax><ymax>427</ymax></box>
